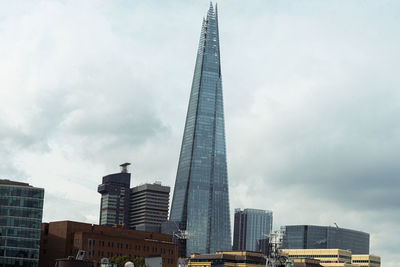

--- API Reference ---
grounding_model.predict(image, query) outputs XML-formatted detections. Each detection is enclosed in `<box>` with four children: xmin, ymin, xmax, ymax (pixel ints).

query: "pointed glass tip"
<box><xmin>209</xmin><ymin>1</ymin><xmax>214</xmax><ymax>12</ymax></box>
<box><xmin>207</xmin><ymin>1</ymin><xmax>216</xmax><ymax>17</ymax></box>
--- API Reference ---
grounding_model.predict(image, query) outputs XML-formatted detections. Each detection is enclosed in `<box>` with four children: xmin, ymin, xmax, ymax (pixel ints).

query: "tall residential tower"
<box><xmin>98</xmin><ymin>163</ymin><xmax>131</xmax><ymax>226</ymax></box>
<box><xmin>170</xmin><ymin>3</ymin><xmax>231</xmax><ymax>256</ymax></box>
<box><xmin>129</xmin><ymin>182</ymin><xmax>170</xmax><ymax>233</ymax></box>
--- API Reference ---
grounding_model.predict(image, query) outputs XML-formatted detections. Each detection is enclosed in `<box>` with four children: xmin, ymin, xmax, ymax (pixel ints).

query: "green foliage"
<box><xmin>108</xmin><ymin>255</ymin><xmax>145</xmax><ymax>267</ymax></box>
<box><xmin>133</xmin><ymin>257</ymin><xmax>145</xmax><ymax>267</ymax></box>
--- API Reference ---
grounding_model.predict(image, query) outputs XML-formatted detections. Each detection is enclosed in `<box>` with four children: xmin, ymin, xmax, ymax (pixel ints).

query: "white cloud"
<box><xmin>0</xmin><ymin>0</ymin><xmax>399</xmax><ymax>265</ymax></box>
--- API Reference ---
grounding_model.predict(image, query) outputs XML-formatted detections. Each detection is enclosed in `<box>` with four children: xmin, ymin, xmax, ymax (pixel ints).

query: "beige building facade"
<box><xmin>281</xmin><ymin>249</ymin><xmax>380</xmax><ymax>267</ymax></box>
<box><xmin>351</xmin><ymin>254</ymin><xmax>381</xmax><ymax>267</ymax></box>
<box><xmin>187</xmin><ymin>251</ymin><xmax>266</xmax><ymax>267</ymax></box>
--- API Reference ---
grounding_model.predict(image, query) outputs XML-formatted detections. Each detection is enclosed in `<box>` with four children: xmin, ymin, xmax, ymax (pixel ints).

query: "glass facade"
<box><xmin>0</xmin><ymin>180</ymin><xmax>44</xmax><ymax>267</ymax></box>
<box><xmin>233</xmin><ymin>209</ymin><xmax>273</xmax><ymax>252</ymax></box>
<box><xmin>281</xmin><ymin>225</ymin><xmax>370</xmax><ymax>254</ymax></box>
<box><xmin>98</xmin><ymin>170</ymin><xmax>131</xmax><ymax>226</ymax></box>
<box><xmin>170</xmin><ymin>3</ymin><xmax>231</xmax><ymax>256</ymax></box>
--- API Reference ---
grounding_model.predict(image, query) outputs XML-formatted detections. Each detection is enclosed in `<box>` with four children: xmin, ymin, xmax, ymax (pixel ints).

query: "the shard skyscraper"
<box><xmin>170</xmin><ymin>3</ymin><xmax>231</xmax><ymax>256</ymax></box>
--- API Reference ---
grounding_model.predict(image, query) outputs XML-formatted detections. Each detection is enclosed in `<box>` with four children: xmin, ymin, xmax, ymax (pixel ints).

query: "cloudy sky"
<box><xmin>1</xmin><ymin>0</ymin><xmax>399</xmax><ymax>265</ymax></box>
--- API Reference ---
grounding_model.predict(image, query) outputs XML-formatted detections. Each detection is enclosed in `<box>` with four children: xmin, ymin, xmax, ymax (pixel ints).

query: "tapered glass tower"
<box><xmin>170</xmin><ymin>3</ymin><xmax>231</xmax><ymax>256</ymax></box>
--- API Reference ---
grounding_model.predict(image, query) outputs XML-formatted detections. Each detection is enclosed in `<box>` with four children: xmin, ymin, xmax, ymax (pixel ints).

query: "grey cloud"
<box><xmin>1</xmin><ymin>0</ymin><xmax>400</xmax><ymax>265</ymax></box>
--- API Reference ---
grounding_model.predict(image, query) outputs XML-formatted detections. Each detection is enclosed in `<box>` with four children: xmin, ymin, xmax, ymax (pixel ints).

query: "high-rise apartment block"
<box><xmin>0</xmin><ymin>179</ymin><xmax>44</xmax><ymax>267</ymax></box>
<box><xmin>98</xmin><ymin>164</ymin><xmax>170</xmax><ymax>233</ymax></box>
<box><xmin>98</xmin><ymin>163</ymin><xmax>131</xmax><ymax>226</ymax></box>
<box><xmin>281</xmin><ymin>225</ymin><xmax>370</xmax><ymax>254</ymax></box>
<box><xmin>129</xmin><ymin>182</ymin><xmax>170</xmax><ymax>233</ymax></box>
<box><xmin>169</xmin><ymin>3</ymin><xmax>231</xmax><ymax>256</ymax></box>
<box><xmin>233</xmin><ymin>208</ymin><xmax>273</xmax><ymax>252</ymax></box>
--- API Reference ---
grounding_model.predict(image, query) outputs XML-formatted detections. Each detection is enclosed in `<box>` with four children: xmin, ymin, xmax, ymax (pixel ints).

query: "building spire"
<box><xmin>170</xmin><ymin>2</ymin><xmax>230</xmax><ymax>257</ymax></box>
<box><xmin>207</xmin><ymin>1</ymin><xmax>215</xmax><ymax>18</ymax></box>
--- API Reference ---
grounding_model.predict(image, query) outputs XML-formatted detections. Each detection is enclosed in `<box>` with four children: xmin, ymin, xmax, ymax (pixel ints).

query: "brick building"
<box><xmin>39</xmin><ymin>221</ymin><xmax>178</xmax><ymax>267</ymax></box>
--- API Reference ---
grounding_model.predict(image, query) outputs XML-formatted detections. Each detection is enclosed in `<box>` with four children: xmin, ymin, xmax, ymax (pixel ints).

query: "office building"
<box><xmin>351</xmin><ymin>254</ymin><xmax>381</xmax><ymax>267</ymax></box>
<box><xmin>169</xmin><ymin>3</ymin><xmax>231</xmax><ymax>256</ymax></box>
<box><xmin>0</xmin><ymin>179</ymin><xmax>44</xmax><ymax>267</ymax></box>
<box><xmin>281</xmin><ymin>249</ymin><xmax>353</xmax><ymax>266</ymax></box>
<box><xmin>233</xmin><ymin>208</ymin><xmax>273</xmax><ymax>252</ymax></box>
<box><xmin>281</xmin><ymin>249</ymin><xmax>380</xmax><ymax>267</ymax></box>
<box><xmin>39</xmin><ymin>221</ymin><xmax>178</xmax><ymax>267</ymax></box>
<box><xmin>187</xmin><ymin>251</ymin><xmax>266</xmax><ymax>267</ymax></box>
<box><xmin>98</xmin><ymin>163</ymin><xmax>131</xmax><ymax>226</ymax></box>
<box><xmin>129</xmin><ymin>182</ymin><xmax>170</xmax><ymax>233</ymax></box>
<box><xmin>281</xmin><ymin>225</ymin><xmax>369</xmax><ymax>254</ymax></box>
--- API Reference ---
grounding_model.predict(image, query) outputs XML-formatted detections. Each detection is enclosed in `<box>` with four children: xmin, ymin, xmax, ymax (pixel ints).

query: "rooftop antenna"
<box><xmin>120</xmin><ymin>163</ymin><xmax>131</xmax><ymax>173</ymax></box>
<box><xmin>334</xmin><ymin>222</ymin><xmax>339</xmax><ymax>228</ymax></box>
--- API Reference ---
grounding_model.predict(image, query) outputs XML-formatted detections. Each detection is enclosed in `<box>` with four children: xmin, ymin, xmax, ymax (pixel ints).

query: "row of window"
<box><xmin>0</xmin><ymin>257</ymin><xmax>38</xmax><ymax>267</ymax></box>
<box><xmin>288</xmin><ymin>254</ymin><xmax>347</xmax><ymax>258</ymax></box>
<box><xmin>0</xmin><ymin>247</ymin><xmax>39</xmax><ymax>259</ymax></box>
<box><xmin>86</xmin><ymin>239</ymin><xmax>173</xmax><ymax>254</ymax></box>
<box><xmin>0</xmin><ymin>197</ymin><xmax>43</xmax><ymax>209</ymax></box>
<box><xmin>0</xmin><ymin>187</ymin><xmax>44</xmax><ymax>199</ymax></box>
<box><xmin>0</xmin><ymin>206</ymin><xmax>43</xmax><ymax>219</ymax></box>
<box><xmin>83</xmin><ymin>250</ymin><xmax>175</xmax><ymax>264</ymax></box>
<box><xmin>0</xmin><ymin>227</ymin><xmax>41</xmax><ymax>239</ymax></box>
<box><xmin>0</xmin><ymin>217</ymin><xmax>42</xmax><ymax>229</ymax></box>
<box><xmin>0</xmin><ymin>237</ymin><xmax>40</xmax><ymax>249</ymax></box>
<box><xmin>352</xmin><ymin>259</ymin><xmax>381</xmax><ymax>264</ymax></box>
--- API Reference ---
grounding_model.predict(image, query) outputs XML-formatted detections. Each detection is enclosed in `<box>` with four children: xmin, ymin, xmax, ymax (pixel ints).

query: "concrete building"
<box><xmin>98</xmin><ymin>163</ymin><xmax>131</xmax><ymax>226</ymax></box>
<box><xmin>129</xmin><ymin>182</ymin><xmax>170</xmax><ymax>233</ymax></box>
<box><xmin>233</xmin><ymin>208</ymin><xmax>273</xmax><ymax>252</ymax></box>
<box><xmin>39</xmin><ymin>221</ymin><xmax>178</xmax><ymax>267</ymax></box>
<box><xmin>0</xmin><ymin>179</ymin><xmax>44</xmax><ymax>267</ymax></box>
<box><xmin>351</xmin><ymin>254</ymin><xmax>381</xmax><ymax>267</ymax></box>
<box><xmin>281</xmin><ymin>249</ymin><xmax>353</xmax><ymax>266</ymax></box>
<box><xmin>281</xmin><ymin>249</ymin><xmax>380</xmax><ymax>267</ymax></box>
<box><xmin>187</xmin><ymin>251</ymin><xmax>266</xmax><ymax>267</ymax></box>
<box><xmin>281</xmin><ymin>225</ymin><xmax>369</xmax><ymax>254</ymax></box>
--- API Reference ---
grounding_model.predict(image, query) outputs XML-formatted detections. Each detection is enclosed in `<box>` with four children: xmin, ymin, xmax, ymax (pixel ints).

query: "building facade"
<box><xmin>129</xmin><ymin>182</ymin><xmax>170</xmax><ymax>233</ymax></box>
<box><xmin>281</xmin><ymin>249</ymin><xmax>353</xmax><ymax>266</ymax></box>
<box><xmin>169</xmin><ymin>3</ymin><xmax>231</xmax><ymax>256</ymax></box>
<box><xmin>0</xmin><ymin>179</ymin><xmax>44</xmax><ymax>267</ymax></box>
<box><xmin>187</xmin><ymin>251</ymin><xmax>266</xmax><ymax>267</ymax></box>
<box><xmin>281</xmin><ymin>249</ymin><xmax>380</xmax><ymax>267</ymax></box>
<box><xmin>39</xmin><ymin>221</ymin><xmax>178</xmax><ymax>267</ymax></box>
<box><xmin>281</xmin><ymin>225</ymin><xmax>369</xmax><ymax>254</ymax></box>
<box><xmin>98</xmin><ymin>163</ymin><xmax>131</xmax><ymax>226</ymax></box>
<box><xmin>233</xmin><ymin>208</ymin><xmax>273</xmax><ymax>252</ymax></box>
<box><xmin>351</xmin><ymin>254</ymin><xmax>381</xmax><ymax>267</ymax></box>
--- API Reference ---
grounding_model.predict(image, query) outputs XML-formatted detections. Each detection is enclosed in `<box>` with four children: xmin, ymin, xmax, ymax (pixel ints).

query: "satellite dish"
<box><xmin>76</xmin><ymin>250</ymin><xmax>86</xmax><ymax>260</ymax></box>
<box><xmin>124</xmin><ymin>261</ymin><xmax>135</xmax><ymax>267</ymax></box>
<box><xmin>101</xmin><ymin>258</ymin><xmax>109</xmax><ymax>264</ymax></box>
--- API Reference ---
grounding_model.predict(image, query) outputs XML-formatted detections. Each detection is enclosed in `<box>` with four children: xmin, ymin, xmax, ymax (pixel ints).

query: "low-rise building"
<box><xmin>281</xmin><ymin>249</ymin><xmax>358</xmax><ymax>267</ymax></box>
<box><xmin>351</xmin><ymin>254</ymin><xmax>381</xmax><ymax>267</ymax></box>
<box><xmin>281</xmin><ymin>249</ymin><xmax>380</xmax><ymax>267</ymax></box>
<box><xmin>39</xmin><ymin>221</ymin><xmax>178</xmax><ymax>267</ymax></box>
<box><xmin>187</xmin><ymin>251</ymin><xmax>266</xmax><ymax>267</ymax></box>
